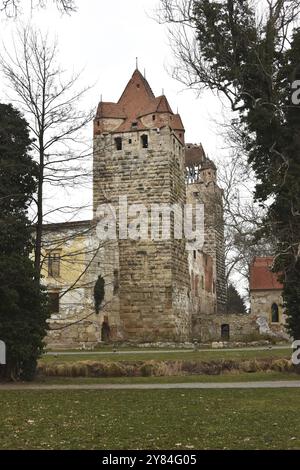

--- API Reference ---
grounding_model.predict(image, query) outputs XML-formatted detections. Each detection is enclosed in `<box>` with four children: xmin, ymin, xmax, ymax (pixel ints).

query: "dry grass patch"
<box><xmin>37</xmin><ymin>357</ymin><xmax>296</xmax><ymax>378</ymax></box>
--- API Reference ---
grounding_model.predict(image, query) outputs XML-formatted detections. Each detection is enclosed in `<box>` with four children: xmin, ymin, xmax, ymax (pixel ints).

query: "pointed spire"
<box><xmin>136</xmin><ymin>57</ymin><xmax>139</xmax><ymax>70</ymax></box>
<box><xmin>162</xmin><ymin>88</ymin><xmax>164</xmax><ymax>95</ymax></box>
<box><xmin>144</xmin><ymin>68</ymin><xmax>146</xmax><ymax>79</ymax></box>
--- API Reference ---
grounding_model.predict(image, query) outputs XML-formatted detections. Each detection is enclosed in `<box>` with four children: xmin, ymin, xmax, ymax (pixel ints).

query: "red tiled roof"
<box><xmin>137</xmin><ymin>95</ymin><xmax>173</xmax><ymax>118</ymax></box>
<box><xmin>172</xmin><ymin>114</ymin><xmax>184</xmax><ymax>131</ymax></box>
<box><xmin>95</xmin><ymin>69</ymin><xmax>185</xmax><ymax>139</ymax></box>
<box><xmin>250</xmin><ymin>257</ymin><xmax>283</xmax><ymax>291</ymax></box>
<box><xmin>96</xmin><ymin>102</ymin><xmax>126</xmax><ymax>119</ymax></box>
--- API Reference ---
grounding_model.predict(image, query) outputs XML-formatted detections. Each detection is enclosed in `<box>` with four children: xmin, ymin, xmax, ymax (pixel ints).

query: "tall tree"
<box><xmin>1</xmin><ymin>26</ymin><xmax>93</xmax><ymax>280</ymax></box>
<box><xmin>0</xmin><ymin>103</ymin><xmax>48</xmax><ymax>380</ymax></box>
<box><xmin>159</xmin><ymin>0</ymin><xmax>300</xmax><ymax>338</ymax></box>
<box><xmin>227</xmin><ymin>283</ymin><xmax>246</xmax><ymax>314</ymax></box>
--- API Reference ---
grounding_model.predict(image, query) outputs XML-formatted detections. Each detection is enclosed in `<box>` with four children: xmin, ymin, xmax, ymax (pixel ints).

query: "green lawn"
<box><xmin>41</xmin><ymin>347</ymin><xmax>291</xmax><ymax>363</ymax></box>
<box><xmin>1</xmin><ymin>388</ymin><xmax>300</xmax><ymax>449</ymax></box>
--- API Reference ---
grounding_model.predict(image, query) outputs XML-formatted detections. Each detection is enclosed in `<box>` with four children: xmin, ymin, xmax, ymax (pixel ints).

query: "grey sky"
<box><xmin>0</xmin><ymin>0</ymin><xmax>225</xmax><ymax>155</ymax></box>
<box><xmin>0</xmin><ymin>0</ymin><xmax>231</xmax><ymax>228</ymax></box>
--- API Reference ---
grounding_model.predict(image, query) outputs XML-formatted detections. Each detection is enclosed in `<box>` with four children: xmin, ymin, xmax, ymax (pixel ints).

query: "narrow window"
<box><xmin>141</xmin><ymin>134</ymin><xmax>148</xmax><ymax>148</ymax></box>
<box><xmin>49</xmin><ymin>292</ymin><xmax>59</xmax><ymax>314</ymax></box>
<box><xmin>114</xmin><ymin>137</ymin><xmax>122</xmax><ymax>150</ymax></box>
<box><xmin>152</xmin><ymin>115</ymin><xmax>156</xmax><ymax>121</ymax></box>
<box><xmin>271</xmin><ymin>303</ymin><xmax>279</xmax><ymax>323</ymax></box>
<box><xmin>113</xmin><ymin>270</ymin><xmax>119</xmax><ymax>294</ymax></box>
<box><xmin>101</xmin><ymin>316</ymin><xmax>111</xmax><ymax>342</ymax></box>
<box><xmin>128</xmin><ymin>138</ymin><xmax>132</xmax><ymax>144</ymax></box>
<box><xmin>193</xmin><ymin>250</ymin><xmax>197</xmax><ymax>260</ymax></box>
<box><xmin>47</xmin><ymin>252</ymin><xmax>60</xmax><ymax>277</ymax></box>
<box><xmin>132</xmin><ymin>122</ymin><xmax>138</xmax><ymax>129</ymax></box>
<box><xmin>195</xmin><ymin>275</ymin><xmax>199</xmax><ymax>297</ymax></box>
<box><xmin>221</xmin><ymin>324</ymin><xmax>230</xmax><ymax>341</ymax></box>
<box><xmin>201</xmin><ymin>276</ymin><xmax>204</xmax><ymax>289</ymax></box>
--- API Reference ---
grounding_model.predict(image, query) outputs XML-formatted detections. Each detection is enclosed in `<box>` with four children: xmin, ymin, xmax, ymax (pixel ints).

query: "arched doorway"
<box><xmin>271</xmin><ymin>303</ymin><xmax>279</xmax><ymax>323</ymax></box>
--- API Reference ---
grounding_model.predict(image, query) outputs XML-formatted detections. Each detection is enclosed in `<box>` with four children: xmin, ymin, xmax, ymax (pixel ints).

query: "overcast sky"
<box><xmin>1</xmin><ymin>1</ymin><xmax>252</xmax><ymax>294</ymax></box>
<box><xmin>0</xmin><ymin>0</ymin><xmax>227</xmax><ymax>149</ymax></box>
<box><xmin>0</xmin><ymin>0</ymin><xmax>229</xmax><ymax>222</ymax></box>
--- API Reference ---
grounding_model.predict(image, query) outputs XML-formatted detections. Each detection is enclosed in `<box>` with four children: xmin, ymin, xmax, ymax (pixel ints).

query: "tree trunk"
<box><xmin>34</xmin><ymin>148</ymin><xmax>44</xmax><ymax>281</ymax></box>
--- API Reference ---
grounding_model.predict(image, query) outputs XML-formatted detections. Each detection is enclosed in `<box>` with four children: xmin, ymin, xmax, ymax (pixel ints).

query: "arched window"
<box><xmin>271</xmin><ymin>303</ymin><xmax>279</xmax><ymax>323</ymax></box>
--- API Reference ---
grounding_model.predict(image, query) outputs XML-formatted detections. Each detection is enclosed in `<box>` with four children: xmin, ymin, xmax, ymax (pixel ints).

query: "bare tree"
<box><xmin>1</xmin><ymin>26</ymin><xmax>94</xmax><ymax>280</ymax></box>
<box><xmin>157</xmin><ymin>0</ymin><xmax>300</xmax><ymax>108</ymax></box>
<box><xmin>0</xmin><ymin>0</ymin><xmax>76</xmax><ymax>17</ymax></box>
<box><xmin>157</xmin><ymin>0</ymin><xmax>295</xmax><ymax>300</ymax></box>
<box><xmin>216</xmin><ymin>128</ymin><xmax>276</xmax><ymax>301</ymax></box>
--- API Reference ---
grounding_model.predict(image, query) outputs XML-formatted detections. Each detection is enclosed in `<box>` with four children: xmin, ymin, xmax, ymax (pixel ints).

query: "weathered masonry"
<box><xmin>43</xmin><ymin>69</ymin><xmax>227</xmax><ymax>348</ymax></box>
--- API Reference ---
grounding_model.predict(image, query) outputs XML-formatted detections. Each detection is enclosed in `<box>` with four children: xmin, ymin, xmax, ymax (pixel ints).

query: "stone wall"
<box><xmin>250</xmin><ymin>289</ymin><xmax>289</xmax><ymax>338</ymax></box>
<box><xmin>192</xmin><ymin>313</ymin><xmax>259</xmax><ymax>342</ymax></box>
<box><xmin>41</xmin><ymin>223</ymin><xmax>122</xmax><ymax>348</ymax></box>
<box><xmin>93</xmin><ymin>126</ymin><xmax>191</xmax><ymax>341</ymax></box>
<box><xmin>187</xmin><ymin>177</ymin><xmax>226</xmax><ymax>315</ymax></box>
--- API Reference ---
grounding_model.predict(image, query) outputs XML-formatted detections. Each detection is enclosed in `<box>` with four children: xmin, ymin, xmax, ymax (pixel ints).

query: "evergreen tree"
<box><xmin>161</xmin><ymin>0</ymin><xmax>300</xmax><ymax>338</ymax></box>
<box><xmin>0</xmin><ymin>103</ymin><xmax>48</xmax><ymax>380</ymax></box>
<box><xmin>227</xmin><ymin>284</ymin><xmax>246</xmax><ymax>314</ymax></box>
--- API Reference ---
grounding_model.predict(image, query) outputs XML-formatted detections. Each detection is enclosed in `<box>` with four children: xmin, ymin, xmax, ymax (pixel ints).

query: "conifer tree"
<box><xmin>0</xmin><ymin>103</ymin><xmax>48</xmax><ymax>380</ymax></box>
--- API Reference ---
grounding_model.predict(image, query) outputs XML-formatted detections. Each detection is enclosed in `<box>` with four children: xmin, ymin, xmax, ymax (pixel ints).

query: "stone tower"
<box><xmin>93</xmin><ymin>69</ymin><xmax>191</xmax><ymax>342</ymax></box>
<box><xmin>186</xmin><ymin>144</ymin><xmax>227</xmax><ymax>314</ymax></box>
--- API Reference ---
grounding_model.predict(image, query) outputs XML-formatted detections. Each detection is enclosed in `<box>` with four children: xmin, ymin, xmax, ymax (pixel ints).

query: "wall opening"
<box><xmin>47</xmin><ymin>251</ymin><xmax>61</xmax><ymax>278</ymax></box>
<box><xmin>114</xmin><ymin>137</ymin><xmax>122</xmax><ymax>150</ymax></box>
<box><xmin>271</xmin><ymin>303</ymin><xmax>279</xmax><ymax>323</ymax></box>
<box><xmin>141</xmin><ymin>134</ymin><xmax>148</xmax><ymax>148</ymax></box>
<box><xmin>221</xmin><ymin>324</ymin><xmax>230</xmax><ymax>340</ymax></box>
<box><xmin>49</xmin><ymin>292</ymin><xmax>60</xmax><ymax>314</ymax></box>
<box><xmin>101</xmin><ymin>316</ymin><xmax>111</xmax><ymax>342</ymax></box>
<box><xmin>113</xmin><ymin>269</ymin><xmax>119</xmax><ymax>294</ymax></box>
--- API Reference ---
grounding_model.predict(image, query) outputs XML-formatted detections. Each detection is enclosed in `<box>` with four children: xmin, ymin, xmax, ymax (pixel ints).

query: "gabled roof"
<box><xmin>250</xmin><ymin>257</ymin><xmax>283</xmax><ymax>291</ymax></box>
<box><xmin>137</xmin><ymin>95</ymin><xmax>173</xmax><ymax>118</ymax></box>
<box><xmin>95</xmin><ymin>69</ymin><xmax>185</xmax><ymax>138</ymax></box>
<box><xmin>172</xmin><ymin>114</ymin><xmax>184</xmax><ymax>131</ymax></box>
<box><xmin>118</xmin><ymin>69</ymin><xmax>155</xmax><ymax>107</ymax></box>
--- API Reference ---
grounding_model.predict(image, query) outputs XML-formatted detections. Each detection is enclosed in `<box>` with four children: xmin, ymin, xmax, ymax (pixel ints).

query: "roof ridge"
<box><xmin>118</xmin><ymin>69</ymin><xmax>155</xmax><ymax>104</ymax></box>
